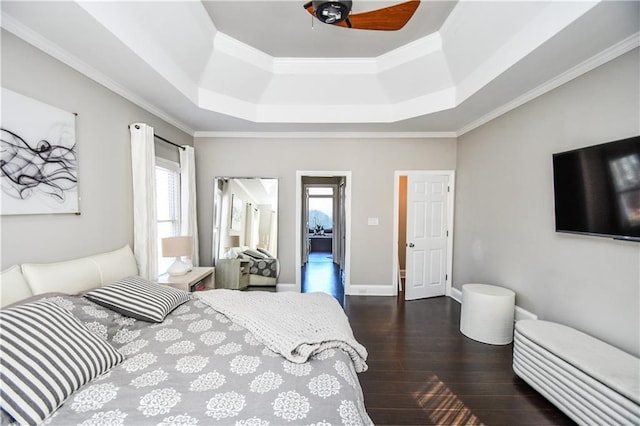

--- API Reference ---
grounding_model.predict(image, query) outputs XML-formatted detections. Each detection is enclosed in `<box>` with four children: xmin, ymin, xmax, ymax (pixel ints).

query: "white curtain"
<box><xmin>269</xmin><ymin>210</ymin><xmax>277</xmax><ymax>255</ymax></box>
<box><xmin>244</xmin><ymin>204</ymin><xmax>261</xmax><ymax>249</ymax></box>
<box><xmin>180</xmin><ymin>146</ymin><xmax>199</xmax><ymax>267</ymax></box>
<box><xmin>129</xmin><ymin>123</ymin><xmax>158</xmax><ymax>279</ymax></box>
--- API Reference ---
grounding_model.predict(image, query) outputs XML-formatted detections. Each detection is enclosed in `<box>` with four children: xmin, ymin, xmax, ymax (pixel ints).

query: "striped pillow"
<box><xmin>0</xmin><ymin>301</ymin><xmax>124</xmax><ymax>425</ymax></box>
<box><xmin>84</xmin><ymin>276</ymin><xmax>191</xmax><ymax>322</ymax></box>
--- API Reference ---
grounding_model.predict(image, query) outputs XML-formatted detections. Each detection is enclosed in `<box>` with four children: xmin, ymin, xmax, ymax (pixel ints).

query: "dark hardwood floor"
<box><xmin>343</xmin><ymin>295</ymin><xmax>575</xmax><ymax>426</ymax></box>
<box><xmin>298</xmin><ymin>253</ymin><xmax>570</xmax><ymax>424</ymax></box>
<box><xmin>301</xmin><ymin>251</ymin><xmax>344</xmax><ymax>304</ymax></box>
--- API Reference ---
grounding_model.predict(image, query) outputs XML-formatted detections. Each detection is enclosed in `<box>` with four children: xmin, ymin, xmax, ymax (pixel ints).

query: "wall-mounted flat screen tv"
<box><xmin>552</xmin><ymin>135</ymin><xmax>640</xmax><ymax>242</ymax></box>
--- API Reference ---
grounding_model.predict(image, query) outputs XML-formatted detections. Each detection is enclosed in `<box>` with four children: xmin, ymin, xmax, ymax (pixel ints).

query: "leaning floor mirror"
<box><xmin>212</xmin><ymin>177</ymin><xmax>279</xmax><ymax>286</ymax></box>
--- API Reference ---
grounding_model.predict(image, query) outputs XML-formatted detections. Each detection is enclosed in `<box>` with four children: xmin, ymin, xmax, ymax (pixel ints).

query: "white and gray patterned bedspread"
<box><xmin>33</xmin><ymin>294</ymin><xmax>372</xmax><ymax>426</ymax></box>
<box><xmin>244</xmin><ymin>257</ymin><xmax>278</xmax><ymax>279</ymax></box>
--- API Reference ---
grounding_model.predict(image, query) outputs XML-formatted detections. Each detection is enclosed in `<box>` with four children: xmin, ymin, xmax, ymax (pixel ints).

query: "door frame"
<box><xmin>392</xmin><ymin>170</ymin><xmax>455</xmax><ymax>297</ymax></box>
<box><xmin>304</xmin><ymin>182</ymin><xmax>341</xmax><ymax>264</ymax></box>
<box><xmin>296</xmin><ymin>171</ymin><xmax>352</xmax><ymax>294</ymax></box>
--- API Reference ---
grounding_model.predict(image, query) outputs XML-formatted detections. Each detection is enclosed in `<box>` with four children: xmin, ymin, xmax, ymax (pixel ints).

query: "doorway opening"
<box><xmin>296</xmin><ymin>172</ymin><xmax>351</xmax><ymax>305</ymax></box>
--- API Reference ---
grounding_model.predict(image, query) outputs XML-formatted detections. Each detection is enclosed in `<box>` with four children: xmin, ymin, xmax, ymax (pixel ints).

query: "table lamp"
<box><xmin>223</xmin><ymin>235</ymin><xmax>240</xmax><ymax>259</ymax></box>
<box><xmin>162</xmin><ymin>236</ymin><xmax>193</xmax><ymax>276</ymax></box>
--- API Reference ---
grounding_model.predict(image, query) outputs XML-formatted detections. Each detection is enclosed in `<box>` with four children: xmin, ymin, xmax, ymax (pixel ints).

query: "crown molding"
<box><xmin>0</xmin><ymin>12</ymin><xmax>195</xmax><ymax>136</ymax></box>
<box><xmin>457</xmin><ymin>32</ymin><xmax>640</xmax><ymax>137</ymax></box>
<box><xmin>193</xmin><ymin>131</ymin><xmax>457</xmax><ymax>139</ymax></box>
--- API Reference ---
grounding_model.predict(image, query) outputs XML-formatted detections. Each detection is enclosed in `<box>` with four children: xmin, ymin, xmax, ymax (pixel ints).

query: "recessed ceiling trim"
<box><xmin>214</xmin><ymin>31</ymin><xmax>274</xmax><ymax>73</ymax></box>
<box><xmin>6</xmin><ymin>1</ymin><xmax>603</xmax><ymax>126</ymax></box>
<box><xmin>77</xmin><ymin>2</ymin><xmax>199</xmax><ymax>102</ymax></box>
<box><xmin>0</xmin><ymin>12</ymin><xmax>195</xmax><ymax>136</ymax></box>
<box><xmin>255</xmin><ymin>103</ymin><xmax>394</xmax><ymax>123</ymax></box>
<box><xmin>457</xmin><ymin>33</ymin><xmax>640</xmax><ymax>137</ymax></box>
<box><xmin>4</xmin><ymin>1</ymin><xmax>634</xmax><ymax>135</ymax></box>
<box><xmin>273</xmin><ymin>57</ymin><xmax>378</xmax><ymax>75</ymax></box>
<box><xmin>377</xmin><ymin>32</ymin><xmax>442</xmax><ymax>73</ymax></box>
<box><xmin>452</xmin><ymin>1</ymin><xmax>599</xmax><ymax>104</ymax></box>
<box><xmin>198</xmin><ymin>88</ymin><xmax>259</xmax><ymax>122</ymax></box>
<box><xmin>248</xmin><ymin>86</ymin><xmax>456</xmax><ymax>123</ymax></box>
<box><xmin>214</xmin><ymin>31</ymin><xmax>443</xmax><ymax>76</ymax></box>
<box><xmin>391</xmin><ymin>87</ymin><xmax>457</xmax><ymax>121</ymax></box>
<box><xmin>194</xmin><ymin>2</ymin><xmax>603</xmax><ymax>123</ymax></box>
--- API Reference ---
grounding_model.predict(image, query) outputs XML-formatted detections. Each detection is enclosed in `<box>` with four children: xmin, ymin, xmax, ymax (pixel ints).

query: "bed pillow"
<box><xmin>0</xmin><ymin>301</ymin><xmax>124</xmax><ymax>425</ymax></box>
<box><xmin>84</xmin><ymin>276</ymin><xmax>190</xmax><ymax>322</ymax></box>
<box><xmin>256</xmin><ymin>248</ymin><xmax>275</xmax><ymax>258</ymax></box>
<box><xmin>243</xmin><ymin>249</ymin><xmax>267</xmax><ymax>259</ymax></box>
<box><xmin>237</xmin><ymin>253</ymin><xmax>255</xmax><ymax>266</ymax></box>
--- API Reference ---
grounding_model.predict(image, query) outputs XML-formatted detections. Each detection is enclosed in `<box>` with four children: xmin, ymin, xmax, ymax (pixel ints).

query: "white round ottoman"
<box><xmin>460</xmin><ymin>283</ymin><xmax>516</xmax><ymax>345</ymax></box>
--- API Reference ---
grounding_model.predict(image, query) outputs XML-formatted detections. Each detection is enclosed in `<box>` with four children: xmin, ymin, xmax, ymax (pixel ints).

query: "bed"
<box><xmin>0</xmin><ymin>245</ymin><xmax>372</xmax><ymax>425</ymax></box>
<box><xmin>234</xmin><ymin>248</ymin><xmax>279</xmax><ymax>287</ymax></box>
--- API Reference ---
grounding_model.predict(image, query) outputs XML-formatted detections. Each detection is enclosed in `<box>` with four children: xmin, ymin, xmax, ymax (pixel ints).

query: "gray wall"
<box><xmin>1</xmin><ymin>31</ymin><xmax>192</xmax><ymax>269</ymax></box>
<box><xmin>454</xmin><ymin>49</ymin><xmax>640</xmax><ymax>356</ymax></box>
<box><xmin>195</xmin><ymin>138</ymin><xmax>457</xmax><ymax>288</ymax></box>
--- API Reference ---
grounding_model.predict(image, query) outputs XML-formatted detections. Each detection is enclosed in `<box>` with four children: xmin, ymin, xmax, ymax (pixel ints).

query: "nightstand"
<box><xmin>157</xmin><ymin>267</ymin><xmax>215</xmax><ymax>292</ymax></box>
<box><xmin>215</xmin><ymin>259</ymin><xmax>250</xmax><ymax>290</ymax></box>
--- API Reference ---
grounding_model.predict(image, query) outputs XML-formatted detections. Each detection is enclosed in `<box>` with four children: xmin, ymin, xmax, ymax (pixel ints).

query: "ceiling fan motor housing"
<box><xmin>312</xmin><ymin>1</ymin><xmax>353</xmax><ymax>24</ymax></box>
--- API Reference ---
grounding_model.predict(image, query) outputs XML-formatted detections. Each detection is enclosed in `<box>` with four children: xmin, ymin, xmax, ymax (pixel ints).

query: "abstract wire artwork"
<box><xmin>1</xmin><ymin>88</ymin><xmax>79</xmax><ymax>215</ymax></box>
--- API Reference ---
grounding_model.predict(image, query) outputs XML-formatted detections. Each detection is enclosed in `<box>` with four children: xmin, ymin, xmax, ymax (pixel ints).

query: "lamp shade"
<box><xmin>223</xmin><ymin>235</ymin><xmax>240</xmax><ymax>248</ymax></box>
<box><xmin>162</xmin><ymin>236</ymin><xmax>193</xmax><ymax>258</ymax></box>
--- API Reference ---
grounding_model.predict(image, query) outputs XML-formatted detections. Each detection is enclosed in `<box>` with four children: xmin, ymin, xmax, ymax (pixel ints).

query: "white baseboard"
<box><xmin>276</xmin><ymin>283</ymin><xmax>296</xmax><ymax>292</ymax></box>
<box><xmin>515</xmin><ymin>305</ymin><xmax>538</xmax><ymax>321</ymax></box>
<box><xmin>449</xmin><ymin>287</ymin><xmax>462</xmax><ymax>303</ymax></box>
<box><xmin>347</xmin><ymin>285</ymin><xmax>396</xmax><ymax>296</ymax></box>
<box><xmin>279</xmin><ymin>282</ymin><xmax>538</xmax><ymax>321</ymax></box>
<box><xmin>449</xmin><ymin>287</ymin><xmax>537</xmax><ymax>321</ymax></box>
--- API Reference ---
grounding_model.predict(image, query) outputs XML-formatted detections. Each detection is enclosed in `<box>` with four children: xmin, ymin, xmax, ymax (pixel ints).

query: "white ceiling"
<box><xmin>1</xmin><ymin>1</ymin><xmax>638</xmax><ymax>136</ymax></box>
<box><xmin>201</xmin><ymin>1</ymin><xmax>457</xmax><ymax>58</ymax></box>
<box><xmin>231</xmin><ymin>178</ymin><xmax>278</xmax><ymax>208</ymax></box>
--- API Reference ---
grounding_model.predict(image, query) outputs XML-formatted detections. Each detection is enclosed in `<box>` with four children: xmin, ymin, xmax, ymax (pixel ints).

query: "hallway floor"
<box><xmin>301</xmin><ymin>251</ymin><xmax>344</xmax><ymax>306</ymax></box>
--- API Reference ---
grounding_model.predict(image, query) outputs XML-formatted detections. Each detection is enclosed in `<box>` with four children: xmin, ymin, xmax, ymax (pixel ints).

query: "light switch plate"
<box><xmin>367</xmin><ymin>217</ymin><xmax>379</xmax><ymax>226</ymax></box>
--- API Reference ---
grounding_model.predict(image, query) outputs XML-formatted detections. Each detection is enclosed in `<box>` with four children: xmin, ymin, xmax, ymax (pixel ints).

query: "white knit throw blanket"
<box><xmin>196</xmin><ymin>290</ymin><xmax>368</xmax><ymax>373</ymax></box>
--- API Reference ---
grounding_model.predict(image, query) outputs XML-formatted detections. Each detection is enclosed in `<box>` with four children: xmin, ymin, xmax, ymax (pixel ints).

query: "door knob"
<box><xmin>408</xmin><ymin>243</ymin><xmax>415</xmax><ymax>247</ymax></box>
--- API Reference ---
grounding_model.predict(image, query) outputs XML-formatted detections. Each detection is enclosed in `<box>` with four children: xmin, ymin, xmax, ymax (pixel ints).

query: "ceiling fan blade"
<box><xmin>304</xmin><ymin>2</ymin><xmax>316</xmax><ymax>17</ymax></box>
<box><xmin>303</xmin><ymin>1</ymin><xmax>419</xmax><ymax>31</ymax></box>
<box><xmin>339</xmin><ymin>0</ymin><xmax>420</xmax><ymax>31</ymax></box>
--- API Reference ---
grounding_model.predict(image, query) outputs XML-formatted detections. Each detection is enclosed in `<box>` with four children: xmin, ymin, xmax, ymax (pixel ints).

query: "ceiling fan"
<box><xmin>303</xmin><ymin>1</ymin><xmax>420</xmax><ymax>31</ymax></box>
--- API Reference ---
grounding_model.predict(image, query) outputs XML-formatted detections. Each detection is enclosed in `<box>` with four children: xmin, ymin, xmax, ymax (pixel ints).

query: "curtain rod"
<box><xmin>129</xmin><ymin>124</ymin><xmax>185</xmax><ymax>151</ymax></box>
<box><xmin>154</xmin><ymin>133</ymin><xmax>185</xmax><ymax>151</ymax></box>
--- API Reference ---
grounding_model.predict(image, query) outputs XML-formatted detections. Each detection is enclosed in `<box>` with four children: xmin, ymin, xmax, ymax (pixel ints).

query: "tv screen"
<box><xmin>552</xmin><ymin>136</ymin><xmax>640</xmax><ymax>241</ymax></box>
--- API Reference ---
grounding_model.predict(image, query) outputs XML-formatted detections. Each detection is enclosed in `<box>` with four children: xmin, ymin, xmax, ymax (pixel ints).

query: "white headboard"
<box><xmin>0</xmin><ymin>265</ymin><xmax>34</xmax><ymax>307</ymax></box>
<box><xmin>1</xmin><ymin>245</ymin><xmax>139</xmax><ymax>307</ymax></box>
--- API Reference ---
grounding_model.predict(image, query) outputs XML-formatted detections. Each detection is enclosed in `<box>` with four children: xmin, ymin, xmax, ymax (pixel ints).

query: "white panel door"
<box><xmin>405</xmin><ymin>174</ymin><xmax>449</xmax><ymax>301</ymax></box>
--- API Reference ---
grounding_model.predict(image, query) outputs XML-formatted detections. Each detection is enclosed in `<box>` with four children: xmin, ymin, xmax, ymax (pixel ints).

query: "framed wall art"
<box><xmin>230</xmin><ymin>194</ymin><xmax>243</xmax><ymax>231</ymax></box>
<box><xmin>1</xmin><ymin>88</ymin><xmax>79</xmax><ymax>215</ymax></box>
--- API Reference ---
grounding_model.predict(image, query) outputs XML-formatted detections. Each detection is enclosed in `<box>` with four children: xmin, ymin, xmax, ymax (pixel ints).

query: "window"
<box><xmin>156</xmin><ymin>158</ymin><xmax>181</xmax><ymax>273</ymax></box>
<box><xmin>308</xmin><ymin>186</ymin><xmax>333</xmax><ymax>233</ymax></box>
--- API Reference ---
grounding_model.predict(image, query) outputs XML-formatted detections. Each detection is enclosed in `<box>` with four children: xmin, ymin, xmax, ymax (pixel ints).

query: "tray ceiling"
<box><xmin>1</xmin><ymin>1</ymin><xmax>638</xmax><ymax>135</ymax></box>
